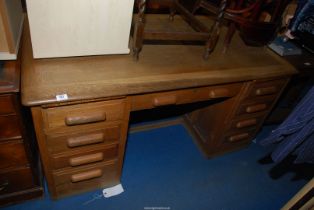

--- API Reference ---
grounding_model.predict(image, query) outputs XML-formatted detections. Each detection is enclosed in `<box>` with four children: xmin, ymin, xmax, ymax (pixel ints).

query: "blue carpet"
<box><xmin>4</xmin><ymin>125</ymin><xmax>309</xmax><ymax>210</ymax></box>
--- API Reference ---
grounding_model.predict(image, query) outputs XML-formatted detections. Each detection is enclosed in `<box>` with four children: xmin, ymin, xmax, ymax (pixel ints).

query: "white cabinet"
<box><xmin>26</xmin><ymin>0</ymin><xmax>135</xmax><ymax>59</ymax></box>
<box><xmin>0</xmin><ymin>0</ymin><xmax>24</xmax><ymax>60</ymax></box>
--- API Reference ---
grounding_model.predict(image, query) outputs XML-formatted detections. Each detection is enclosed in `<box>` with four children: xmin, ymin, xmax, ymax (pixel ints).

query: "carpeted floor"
<box><xmin>4</xmin><ymin>124</ymin><xmax>312</xmax><ymax>210</ymax></box>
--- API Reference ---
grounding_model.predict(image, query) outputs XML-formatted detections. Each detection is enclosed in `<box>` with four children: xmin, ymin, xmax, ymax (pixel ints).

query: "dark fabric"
<box><xmin>260</xmin><ymin>86</ymin><xmax>314</xmax><ymax>164</ymax></box>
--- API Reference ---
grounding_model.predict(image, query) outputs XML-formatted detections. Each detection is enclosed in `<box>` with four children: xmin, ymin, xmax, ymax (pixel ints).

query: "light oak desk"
<box><xmin>21</xmin><ymin>19</ymin><xmax>297</xmax><ymax>199</ymax></box>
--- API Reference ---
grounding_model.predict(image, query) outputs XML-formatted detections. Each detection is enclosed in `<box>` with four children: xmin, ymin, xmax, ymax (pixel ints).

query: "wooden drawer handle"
<box><xmin>71</xmin><ymin>169</ymin><xmax>102</xmax><ymax>183</ymax></box>
<box><xmin>153</xmin><ymin>95</ymin><xmax>177</xmax><ymax>107</ymax></box>
<box><xmin>67</xmin><ymin>133</ymin><xmax>105</xmax><ymax>148</ymax></box>
<box><xmin>246</xmin><ymin>104</ymin><xmax>267</xmax><ymax>113</ymax></box>
<box><xmin>236</xmin><ymin>118</ymin><xmax>257</xmax><ymax>128</ymax></box>
<box><xmin>209</xmin><ymin>88</ymin><xmax>230</xmax><ymax>98</ymax></box>
<box><xmin>65</xmin><ymin>113</ymin><xmax>106</xmax><ymax>126</ymax></box>
<box><xmin>69</xmin><ymin>152</ymin><xmax>104</xmax><ymax>167</ymax></box>
<box><xmin>228</xmin><ymin>133</ymin><xmax>249</xmax><ymax>142</ymax></box>
<box><xmin>255</xmin><ymin>86</ymin><xmax>277</xmax><ymax>96</ymax></box>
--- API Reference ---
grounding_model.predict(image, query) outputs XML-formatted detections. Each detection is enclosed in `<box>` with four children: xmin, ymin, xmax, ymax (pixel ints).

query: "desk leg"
<box><xmin>184</xmin><ymin>94</ymin><xmax>242</xmax><ymax>158</ymax></box>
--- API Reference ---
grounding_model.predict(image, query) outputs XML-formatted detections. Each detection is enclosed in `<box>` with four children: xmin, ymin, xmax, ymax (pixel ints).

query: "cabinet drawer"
<box><xmin>0</xmin><ymin>167</ymin><xmax>35</xmax><ymax>196</ymax></box>
<box><xmin>235</xmin><ymin>96</ymin><xmax>276</xmax><ymax>117</ymax></box>
<box><xmin>46</xmin><ymin>124</ymin><xmax>121</xmax><ymax>154</ymax></box>
<box><xmin>53</xmin><ymin>161</ymin><xmax>119</xmax><ymax>196</ymax></box>
<box><xmin>0</xmin><ymin>95</ymin><xmax>15</xmax><ymax>115</ymax></box>
<box><xmin>43</xmin><ymin>99</ymin><xmax>126</xmax><ymax>132</ymax></box>
<box><xmin>131</xmin><ymin>83</ymin><xmax>242</xmax><ymax>111</ymax></box>
<box><xmin>245</xmin><ymin>78</ymin><xmax>287</xmax><ymax>99</ymax></box>
<box><xmin>51</xmin><ymin>144</ymin><xmax>119</xmax><ymax>169</ymax></box>
<box><xmin>0</xmin><ymin>115</ymin><xmax>22</xmax><ymax>141</ymax></box>
<box><xmin>224</xmin><ymin>129</ymin><xmax>257</xmax><ymax>144</ymax></box>
<box><xmin>0</xmin><ymin>140</ymin><xmax>28</xmax><ymax>169</ymax></box>
<box><xmin>228</xmin><ymin>115</ymin><xmax>265</xmax><ymax>131</ymax></box>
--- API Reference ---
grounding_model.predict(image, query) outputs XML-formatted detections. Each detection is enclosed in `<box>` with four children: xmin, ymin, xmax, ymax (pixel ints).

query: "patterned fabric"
<box><xmin>260</xmin><ymin>86</ymin><xmax>314</xmax><ymax>164</ymax></box>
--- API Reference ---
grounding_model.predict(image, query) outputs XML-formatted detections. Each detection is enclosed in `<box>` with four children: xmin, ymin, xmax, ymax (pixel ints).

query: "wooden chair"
<box><xmin>192</xmin><ymin>0</ymin><xmax>291</xmax><ymax>52</ymax></box>
<box><xmin>132</xmin><ymin>0</ymin><xmax>228</xmax><ymax>60</ymax></box>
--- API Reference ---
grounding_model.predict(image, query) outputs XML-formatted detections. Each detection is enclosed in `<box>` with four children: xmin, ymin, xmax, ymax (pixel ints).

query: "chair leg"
<box><xmin>223</xmin><ymin>23</ymin><xmax>236</xmax><ymax>53</ymax></box>
<box><xmin>192</xmin><ymin>0</ymin><xmax>203</xmax><ymax>14</ymax></box>
<box><xmin>169</xmin><ymin>1</ymin><xmax>176</xmax><ymax>21</ymax></box>
<box><xmin>204</xmin><ymin>0</ymin><xmax>227</xmax><ymax>59</ymax></box>
<box><xmin>133</xmin><ymin>0</ymin><xmax>147</xmax><ymax>61</ymax></box>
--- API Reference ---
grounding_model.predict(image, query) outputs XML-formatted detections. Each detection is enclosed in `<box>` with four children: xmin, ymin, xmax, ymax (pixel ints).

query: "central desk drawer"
<box><xmin>51</xmin><ymin>144</ymin><xmax>119</xmax><ymax>170</ymax></box>
<box><xmin>131</xmin><ymin>83</ymin><xmax>242</xmax><ymax>111</ymax></box>
<box><xmin>43</xmin><ymin>99</ymin><xmax>126</xmax><ymax>132</ymax></box>
<box><xmin>46</xmin><ymin>124</ymin><xmax>121</xmax><ymax>154</ymax></box>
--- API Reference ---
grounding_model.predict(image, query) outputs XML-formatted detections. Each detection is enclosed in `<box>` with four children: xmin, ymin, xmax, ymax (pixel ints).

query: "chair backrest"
<box><xmin>225</xmin><ymin>0</ymin><xmax>292</xmax><ymax>46</ymax></box>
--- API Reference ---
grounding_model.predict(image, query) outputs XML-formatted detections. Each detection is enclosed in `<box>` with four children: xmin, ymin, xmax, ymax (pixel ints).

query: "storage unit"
<box><xmin>0</xmin><ymin>60</ymin><xmax>43</xmax><ymax>206</ymax></box>
<box><xmin>0</xmin><ymin>0</ymin><xmax>24</xmax><ymax>60</ymax></box>
<box><xmin>31</xmin><ymin>99</ymin><xmax>130</xmax><ymax>198</ymax></box>
<box><xmin>26</xmin><ymin>0</ymin><xmax>134</xmax><ymax>58</ymax></box>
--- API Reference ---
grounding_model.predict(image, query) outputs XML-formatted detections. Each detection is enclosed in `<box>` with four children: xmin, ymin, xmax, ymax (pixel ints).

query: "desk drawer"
<box><xmin>0</xmin><ymin>115</ymin><xmax>22</xmax><ymax>141</ymax></box>
<box><xmin>46</xmin><ymin>124</ymin><xmax>121</xmax><ymax>154</ymax></box>
<box><xmin>53</xmin><ymin>161</ymin><xmax>119</xmax><ymax>196</ymax></box>
<box><xmin>131</xmin><ymin>84</ymin><xmax>242</xmax><ymax>111</ymax></box>
<box><xmin>0</xmin><ymin>95</ymin><xmax>15</xmax><ymax>115</ymax></box>
<box><xmin>223</xmin><ymin>129</ymin><xmax>257</xmax><ymax>144</ymax></box>
<box><xmin>228</xmin><ymin>114</ymin><xmax>265</xmax><ymax>131</ymax></box>
<box><xmin>0</xmin><ymin>167</ymin><xmax>35</xmax><ymax>196</ymax></box>
<box><xmin>235</xmin><ymin>96</ymin><xmax>276</xmax><ymax>117</ymax></box>
<box><xmin>245</xmin><ymin>78</ymin><xmax>288</xmax><ymax>99</ymax></box>
<box><xmin>51</xmin><ymin>144</ymin><xmax>119</xmax><ymax>169</ymax></box>
<box><xmin>0</xmin><ymin>140</ymin><xmax>28</xmax><ymax>169</ymax></box>
<box><xmin>43</xmin><ymin>99</ymin><xmax>126</xmax><ymax>132</ymax></box>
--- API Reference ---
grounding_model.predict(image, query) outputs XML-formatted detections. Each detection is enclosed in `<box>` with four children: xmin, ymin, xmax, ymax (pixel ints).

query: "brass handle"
<box><xmin>228</xmin><ymin>133</ymin><xmax>249</xmax><ymax>142</ymax></box>
<box><xmin>236</xmin><ymin>118</ymin><xmax>257</xmax><ymax>128</ymax></box>
<box><xmin>0</xmin><ymin>180</ymin><xmax>9</xmax><ymax>192</ymax></box>
<box><xmin>69</xmin><ymin>153</ymin><xmax>104</xmax><ymax>167</ymax></box>
<box><xmin>209</xmin><ymin>88</ymin><xmax>230</xmax><ymax>98</ymax></box>
<box><xmin>65</xmin><ymin>113</ymin><xmax>106</xmax><ymax>126</ymax></box>
<box><xmin>153</xmin><ymin>95</ymin><xmax>177</xmax><ymax>107</ymax></box>
<box><xmin>67</xmin><ymin>133</ymin><xmax>105</xmax><ymax>148</ymax></box>
<box><xmin>71</xmin><ymin>169</ymin><xmax>102</xmax><ymax>183</ymax></box>
<box><xmin>255</xmin><ymin>86</ymin><xmax>277</xmax><ymax>96</ymax></box>
<box><xmin>246</xmin><ymin>104</ymin><xmax>267</xmax><ymax>113</ymax></box>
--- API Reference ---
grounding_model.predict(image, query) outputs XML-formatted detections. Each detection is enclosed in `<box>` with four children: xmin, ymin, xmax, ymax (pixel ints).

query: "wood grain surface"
<box><xmin>21</xmin><ymin>15</ymin><xmax>297</xmax><ymax>107</ymax></box>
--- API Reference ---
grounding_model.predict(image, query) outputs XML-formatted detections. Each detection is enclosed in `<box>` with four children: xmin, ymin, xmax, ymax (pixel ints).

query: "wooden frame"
<box><xmin>132</xmin><ymin>0</ymin><xmax>227</xmax><ymax>60</ymax></box>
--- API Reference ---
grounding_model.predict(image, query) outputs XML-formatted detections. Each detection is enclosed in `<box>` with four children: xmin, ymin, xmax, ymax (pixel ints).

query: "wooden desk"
<box><xmin>21</xmin><ymin>15</ymin><xmax>297</xmax><ymax>199</ymax></box>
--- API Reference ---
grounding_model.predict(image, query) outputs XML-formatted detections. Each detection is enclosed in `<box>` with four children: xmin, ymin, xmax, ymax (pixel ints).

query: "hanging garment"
<box><xmin>260</xmin><ymin>86</ymin><xmax>314</xmax><ymax>164</ymax></box>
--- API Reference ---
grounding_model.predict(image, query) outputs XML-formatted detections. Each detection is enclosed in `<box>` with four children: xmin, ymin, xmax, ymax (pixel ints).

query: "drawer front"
<box><xmin>46</xmin><ymin>124</ymin><xmax>121</xmax><ymax>154</ymax></box>
<box><xmin>228</xmin><ymin>114</ymin><xmax>265</xmax><ymax>131</ymax></box>
<box><xmin>0</xmin><ymin>167</ymin><xmax>35</xmax><ymax>196</ymax></box>
<box><xmin>51</xmin><ymin>144</ymin><xmax>119</xmax><ymax>169</ymax></box>
<box><xmin>224</xmin><ymin>129</ymin><xmax>257</xmax><ymax>144</ymax></box>
<box><xmin>235</xmin><ymin>96</ymin><xmax>276</xmax><ymax>117</ymax></box>
<box><xmin>245</xmin><ymin>78</ymin><xmax>288</xmax><ymax>99</ymax></box>
<box><xmin>0</xmin><ymin>95</ymin><xmax>15</xmax><ymax>115</ymax></box>
<box><xmin>53</xmin><ymin>161</ymin><xmax>119</xmax><ymax>196</ymax></box>
<box><xmin>43</xmin><ymin>99</ymin><xmax>126</xmax><ymax>132</ymax></box>
<box><xmin>0</xmin><ymin>140</ymin><xmax>28</xmax><ymax>169</ymax></box>
<box><xmin>0</xmin><ymin>115</ymin><xmax>22</xmax><ymax>141</ymax></box>
<box><xmin>131</xmin><ymin>83</ymin><xmax>242</xmax><ymax>111</ymax></box>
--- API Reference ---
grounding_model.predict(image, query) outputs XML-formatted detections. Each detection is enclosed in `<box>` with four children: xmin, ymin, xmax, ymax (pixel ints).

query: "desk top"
<box><xmin>21</xmin><ymin>15</ymin><xmax>297</xmax><ymax>106</ymax></box>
